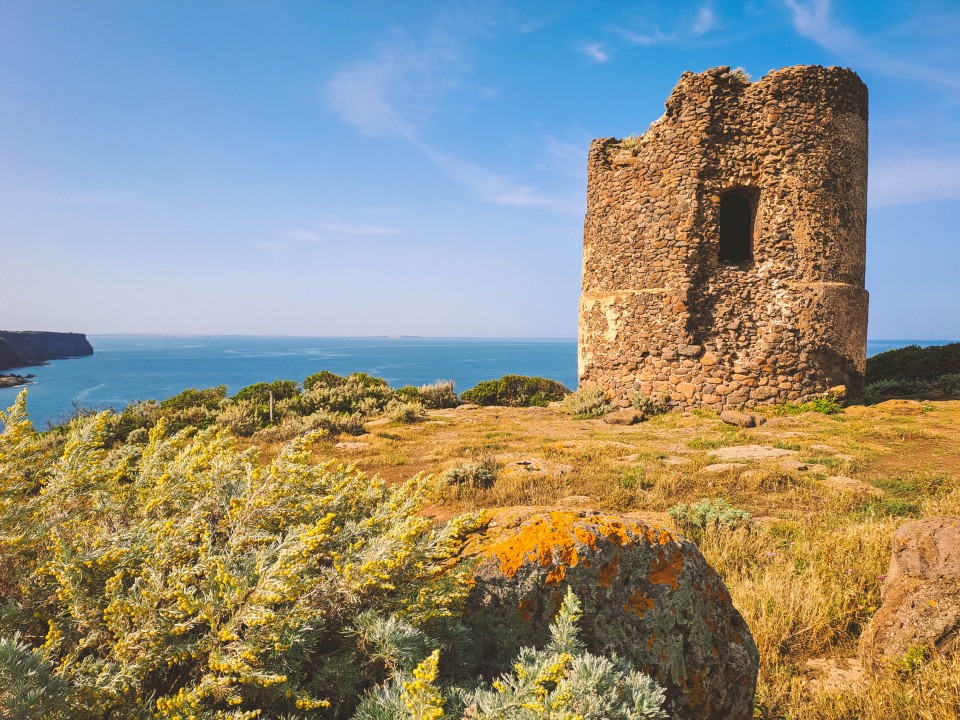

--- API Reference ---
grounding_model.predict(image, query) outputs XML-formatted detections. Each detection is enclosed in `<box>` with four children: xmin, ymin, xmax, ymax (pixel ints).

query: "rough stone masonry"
<box><xmin>578</xmin><ymin>65</ymin><xmax>868</xmax><ymax>410</ymax></box>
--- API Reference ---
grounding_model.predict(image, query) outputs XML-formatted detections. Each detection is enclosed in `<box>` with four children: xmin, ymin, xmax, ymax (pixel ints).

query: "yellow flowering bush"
<box><xmin>0</xmin><ymin>390</ymin><xmax>480</xmax><ymax>719</ymax></box>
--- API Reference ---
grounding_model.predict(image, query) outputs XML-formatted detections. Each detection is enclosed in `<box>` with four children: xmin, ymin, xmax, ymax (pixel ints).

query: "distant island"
<box><xmin>0</xmin><ymin>331</ymin><xmax>93</xmax><ymax>388</ymax></box>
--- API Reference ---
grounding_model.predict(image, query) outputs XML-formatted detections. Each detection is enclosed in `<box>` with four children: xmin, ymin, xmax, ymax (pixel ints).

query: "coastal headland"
<box><xmin>0</xmin><ymin>330</ymin><xmax>93</xmax><ymax>387</ymax></box>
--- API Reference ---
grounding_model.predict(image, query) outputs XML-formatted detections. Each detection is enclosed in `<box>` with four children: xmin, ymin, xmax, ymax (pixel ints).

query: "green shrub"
<box><xmin>443</xmin><ymin>457</ymin><xmax>500</xmax><ymax>489</ymax></box>
<box><xmin>300</xmin><ymin>375</ymin><xmax>394</xmax><ymax>417</ymax></box>
<box><xmin>349</xmin><ymin>373</ymin><xmax>391</xmax><ymax>391</ymax></box>
<box><xmin>386</xmin><ymin>400</ymin><xmax>426</xmax><ymax>424</ymax></box>
<box><xmin>561</xmin><ymin>384</ymin><xmax>612</xmax><ymax>419</ymax></box>
<box><xmin>0</xmin><ymin>390</ymin><xmax>481</xmax><ymax>719</ymax></box>
<box><xmin>860</xmin><ymin>373</ymin><xmax>960</xmax><ymax>403</ymax></box>
<box><xmin>866</xmin><ymin>343</ymin><xmax>960</xmax><ymax>383</ymax></box>
<box><xmin>667</xmin><ymin>498</ymin><xmax>752</xmax><ymax>543</ymax></box>
<box><xmin>160</xmin><ymin>385</ymin><xmax>228</xmax><ymax>411</ymax></box>
<box><xmin>304</xmin><ymin>369</ymin><xmax>348</xmax><ymax>391</ymax></box>
<box><xmin>232</xmin><ymin>379</ymin><xmax>301</xmax><ymax>404</ymax></box>
<box><xmin>859</xmin><ymin>343</ymin><xmax>960</xmax><ymax>402</ymax></box>
<box><xmin>215</xmin><ymin>398</ymin><xmax>262</xmax><ymax>436</ymax></box>
<box><xmin>394</xmin><ymin>381</ymin><xmax>458</xmax><ymax>410</ymax></box>
<box><xmin>630</xmin><ymin>393</ymin><xmax>670</xmax><ymax>419</ymax></box>
<box><xmin>394</xmin><ymin>385</ymin><xmax>423</xmax><ymax>403</ymax></box>
<box><xmin>460</xmin><ymin>375</ymin><xmax>568</xmax><ymax>407</ymax></box>
<box><xmin>773</xmin><ymin>395</ymin><xmax>843</xmax><ymax>415</ymax></box>
<box><xmin>107</xmin><ymin>399</ymin><xmax>162</xmax><ymax>441</ymax></box>
<box><xmin>417</xmin><ymin>380</ymin><xmax>458</xmax><ymax>409</ymax></box>
<box><xmin>809</xmin><ymin>396</ymin><xmax>843</xmax><ymax>414</ymax></box>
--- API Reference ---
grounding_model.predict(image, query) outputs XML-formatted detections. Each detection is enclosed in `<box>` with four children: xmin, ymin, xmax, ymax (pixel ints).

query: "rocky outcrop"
<box><xmin>720</xmin><ymin>410</ymin><xmax>766</xmax><ymax>428</ymax></box>
<box><xmin>460</xmin><ymin>509</ymin><xmax>759</xmax><ymax>720</ymax></box>
<box><xmin>0</xmin><ymin>331</ymin><xmax>93</xmax><ymax>371</ymax></box>
<box><xmin>0</xmin><ymin>373</ymin><xmax>35</xmax><ymax>389</ymax></box>
<box><xmin>859</xmin><ymin>517</ymin><xmax>960</xmax><ymax>669</ymax></box>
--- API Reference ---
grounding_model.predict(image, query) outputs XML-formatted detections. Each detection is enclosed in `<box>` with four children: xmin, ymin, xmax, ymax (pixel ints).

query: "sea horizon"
<box><xmin>2</xmin><ymin>334</ymin><xmax>956</xmax><ymax>429</ymax></box>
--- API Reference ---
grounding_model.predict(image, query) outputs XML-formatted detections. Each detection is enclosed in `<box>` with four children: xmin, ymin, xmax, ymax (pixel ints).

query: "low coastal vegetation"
<box><xmin>86</xmin><ymin>373</ymin><xmax>571</xmax><ymax>448</ymax></box>
<box><xmin>2</xmin><ymin>346</ymin><xmax>960</xmax><ymax>719</ymax></box>
<box><xmin>861</xmin><ymin>342</ymin><xmax>960</xmax><ymax>403</ymax></box>
<box><xmin>0</xmin><ymin>391</ymin><xmax>674</xmax><ymax>719</ymax></box>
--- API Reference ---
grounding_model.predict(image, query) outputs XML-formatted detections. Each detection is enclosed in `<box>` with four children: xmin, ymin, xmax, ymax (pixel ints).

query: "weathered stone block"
<box><xmin>859</xmin><ymin>517</ymin><xmax>960</xmax><ymax>670</ymax></box>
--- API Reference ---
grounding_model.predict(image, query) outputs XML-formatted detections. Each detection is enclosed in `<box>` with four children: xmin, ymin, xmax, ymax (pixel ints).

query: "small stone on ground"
<box><xmin>335</xmin><ymin>441</ymin><xmax>371</xmax><ymax>451</ymax></box>
<box><xmin>822</xmin><ymin>475</ymin><xmax>881</xmax><ymax>495</ymax></box>
<box><xmin>712</xmin><ymin>445</ymin><xmax>797</xmax><ymax>461</ymax></box>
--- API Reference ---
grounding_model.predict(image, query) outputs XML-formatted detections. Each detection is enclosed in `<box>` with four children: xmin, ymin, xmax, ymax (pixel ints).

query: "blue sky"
<box><xmin>1</xmin><ymin>1</ymin><xmax>958</xmax><ymax>339</ymax></box>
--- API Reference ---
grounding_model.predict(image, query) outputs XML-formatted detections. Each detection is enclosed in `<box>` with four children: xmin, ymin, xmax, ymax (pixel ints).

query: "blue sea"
<box><xmin>0</xmin><ymin>336</ymin><xmax>955</xmax><ymax>429</ymax></box>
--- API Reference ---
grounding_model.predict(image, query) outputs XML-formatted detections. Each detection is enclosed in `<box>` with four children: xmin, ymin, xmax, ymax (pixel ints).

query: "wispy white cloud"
<box><xmin>783</xmin><ymin>0</ymin><xmax>960</xmax><ymax>92</ymax></box>
<box><xmin>414</xmin><ymin>141</ymin><xmax>579</xmax><ymax>214</ymax></box>
<box><xmin>272</xmin><ymin>221</ymin><xmax>403</xmax><ymax>250</ymax></box>
<box><xmin>692</xmin><ymin>4</ymin><xmax>716</xmax><ymax>35</ymax></box>
<box><xmin>612</xmin><ymin>2</ymin><xmax>718</xmax><ymax>47</ymax></box>
<box><xmin>870</xmin><ymin>152</ymin><xmax>960</xmax><ymax>206</ymax></box>
<box><xmin>581</xmin><ymin>43</ymin><xmax>610</xmax><ymax>63</ymax></box>
<box><xmin>325</xmin><ymin>13</ymin><xmax>572</xmax><ymax>214</ymax></box>
<box><xmin>616</xmin><ymin>27</ymin><xmax>674</xmax><ymax>47</ymax></box>
<box><xmin>325</xmin><ymin>23</ymin><xmax>463</xmax><ymax>139</ymax></box>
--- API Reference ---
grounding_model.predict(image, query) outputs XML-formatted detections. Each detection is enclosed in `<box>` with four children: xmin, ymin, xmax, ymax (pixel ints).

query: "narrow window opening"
<box><xmin>719</xmin><ymin>191</ymin><xmax>754</xmax><ymax>263</ymax></box>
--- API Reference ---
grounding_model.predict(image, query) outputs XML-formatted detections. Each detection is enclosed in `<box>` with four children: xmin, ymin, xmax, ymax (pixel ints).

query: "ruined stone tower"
<box><xmin>578</xmin><ymin>65</ymin><xmax>868</xmax><ymax>409</ymax></box>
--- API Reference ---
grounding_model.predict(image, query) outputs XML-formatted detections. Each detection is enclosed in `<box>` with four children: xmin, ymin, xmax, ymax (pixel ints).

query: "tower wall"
<box><xmin>578</xmin><ymin>65</ymin><xmax>868</xmax><ymax>409</ymax></box>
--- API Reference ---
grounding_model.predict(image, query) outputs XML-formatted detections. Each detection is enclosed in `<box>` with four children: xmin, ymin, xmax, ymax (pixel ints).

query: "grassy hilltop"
<box><xmin>1</xmin><ymin>345</ymin><xmax>959</xmax><ymax>719</ymax></box>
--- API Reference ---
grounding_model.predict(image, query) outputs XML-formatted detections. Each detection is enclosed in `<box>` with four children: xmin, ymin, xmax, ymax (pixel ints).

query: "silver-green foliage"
<box><xmin>0</xmin><ymin>633</ymin><xmax>70</xmax><ymax>720</ymax></box>
<box><xmin>354</xmin><ymin>588</ymin><xmax>668</xmax><ymax>720</ymax></box>
<box><xmin>561</xmin><ymin>384</ymin><xmax>613</xmax><ymax>419</ymax></box>
<box><xmin>668</xmin><ymin>497</ymin><xmax>753</xmax><ymax>543</ymax></box>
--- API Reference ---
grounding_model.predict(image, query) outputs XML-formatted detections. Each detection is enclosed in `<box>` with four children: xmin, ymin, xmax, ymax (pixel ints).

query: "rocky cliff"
<box><xmin>0</xmin><ymin>331</ymin><xmax>93</xmax><ymax>371</ymax></box>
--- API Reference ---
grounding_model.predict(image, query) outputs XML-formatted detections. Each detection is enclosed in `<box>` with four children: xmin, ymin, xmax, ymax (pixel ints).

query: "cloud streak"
<box><xmin>692</xmin><ymin>4</ymin><xmax>716</xmax><ymax>35</ymax></box>
<box><xmin>581</xmin><ymin>43</ymin><xmax>610</xmax><ymax>63</ymax></box>
<box><xmin>783</xmin><ymin>0</ymin><xmax>960</xmax><ymax>92</ymax></box>
<box><xmin>414</xmin><ymin>141</ymin><xmax>579</xmax><ymax>214</ymax></box>
<box><xmin>609</xmin><ymin>2</ymin><xmax>718</xmax><ymax>47</ymax></box>
<box><xmin>325</xmin><ymin>13</ymin><xmax>571</xmax><ymax>214</ymax></box>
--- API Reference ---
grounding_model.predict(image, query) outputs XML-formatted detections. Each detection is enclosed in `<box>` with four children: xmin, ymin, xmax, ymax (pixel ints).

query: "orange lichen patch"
<box><xmin>573</xmin><ymin>525</ymin><xmax>599</xmax><ymax>551</ymax></box>
<box><xmin>472</xmin><ymin>511</ymin><xmax>681</xmax><ymax>590</ymax></box>
<box><xmin>647</xmin><ymin>549</ymin><xmax>683</xmax><ymax>590</ymax></box>
<box><xmin>624</xmin><ymin>588</ymin><xmax>655</xmax><ymax>616</ymax></box>
<box><xmin>598</xmin><ymin>554</ymin><xmax>620</xmax><ymax>588</ymax></box>
<box><xmin>545</xmin><ymin>564</ymin><xmax>566</xmax><ymax>586</ymax></box>
<box><xmin>647</xmin><ymin>634</ymin><xmax>657</xmax><ymax>650</ymax></box>
<box><xmin>681</xmin><ymin>668</ymin><xmax>708</xmax><ymax>709</ymax></box>
<box><xmin>518</xmin><ymin>596</ymin><xmax>538</xmax><ymax>621</ymax></box>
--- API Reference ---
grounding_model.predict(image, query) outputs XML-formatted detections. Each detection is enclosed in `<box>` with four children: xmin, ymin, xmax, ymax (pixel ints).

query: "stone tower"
<box><xmin>578</xmin><ymin>65</ymin><xmax>868</xmax><ymax>410</ymax></box>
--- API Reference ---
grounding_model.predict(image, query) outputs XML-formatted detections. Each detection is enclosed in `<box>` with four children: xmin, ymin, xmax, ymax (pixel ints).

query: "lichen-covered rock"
<box><xmin>859</xmin><ymin>516</ymin><xmax>960</xmax><ymax>669</ymax></box>
<box><xmin>460</xmin><ymin>509</ymin><xmax>758</xmax><ymax>720</ymax></box>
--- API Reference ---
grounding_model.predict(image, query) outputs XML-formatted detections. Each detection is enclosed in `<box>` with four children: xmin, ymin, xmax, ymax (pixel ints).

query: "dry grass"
<box><xmin>298</xmin><ymin>399</ymin><xmax>960</xmax><ymax>719</ymax></box>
